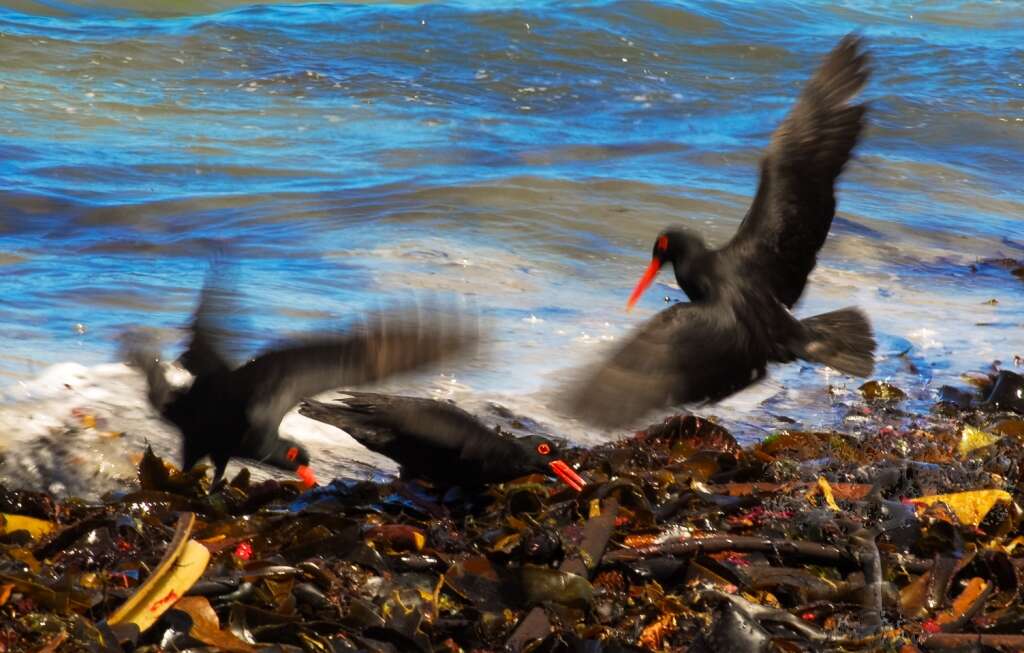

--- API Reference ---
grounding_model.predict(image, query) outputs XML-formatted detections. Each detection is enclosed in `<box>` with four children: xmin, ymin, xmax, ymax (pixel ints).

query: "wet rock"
<box><xmin>860</xmin><ymin>380</ymin><xmax>907</xmax><ymax>403</ymax></box>
<box><xmin>936</xmin><ymin>384</ymin><xmax>975</xmax><ymax>411</ymax></box>
<box><xmin>984</xmin><ymin>370</ymin><xmax>1024</xmax><ymax>414</ymax></box>
<box><xmin>694</xmin><ymin>601</ymin><xmax>771</xmax><ymax>653</ymax></box>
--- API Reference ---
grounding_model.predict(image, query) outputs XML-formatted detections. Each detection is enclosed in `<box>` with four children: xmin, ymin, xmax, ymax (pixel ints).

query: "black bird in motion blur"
<box><xmin>564</xmin><ymin>34</ymin><xmax>877</xmax><ymax>429</ymax></box>
<box><xmin>300</xmin><ymin>391</ymin><xmax>586</xmax><ymax>492</ymax></box>
<box><xmin>122</xmin><ymin>261</ymin><xmax>481</xmax><ymax>488</ymax></box>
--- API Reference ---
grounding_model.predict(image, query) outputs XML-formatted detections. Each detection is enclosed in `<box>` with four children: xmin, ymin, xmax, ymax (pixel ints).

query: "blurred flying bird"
<box><xmin>122</xmin><ymin>260</ymin><xmax>482</xmax><ymax>487</ymax></box>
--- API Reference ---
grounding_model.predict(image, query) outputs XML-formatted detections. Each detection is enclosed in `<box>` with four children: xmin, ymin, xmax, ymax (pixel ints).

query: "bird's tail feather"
<box><xmin>796</xmin><ymin>307</ymin><xmax>876</xmax><ymax>377</ymax></box>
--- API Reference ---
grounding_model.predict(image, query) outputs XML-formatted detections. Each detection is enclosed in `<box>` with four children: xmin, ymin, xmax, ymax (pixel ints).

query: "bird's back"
<box><xmin>300</xmin><ymin>393</ymin><xmax>540</xmax><ymax>487</ymax></box>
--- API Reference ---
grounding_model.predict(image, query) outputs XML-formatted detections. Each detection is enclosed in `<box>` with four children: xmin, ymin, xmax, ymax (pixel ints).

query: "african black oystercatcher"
<box><xmin>299</xmin><ymin>391</ymin><xmax>586</xmax><ymax>492</ymax></box>
<box><xmin>563</xmin><ymin>34</ymin><xmax>877</xmax><ymax>429</ymax></box>
<box><xmin>122</xmin><ymin>263</ymin><xmax>481</xmax><ymax>488</ymax></box>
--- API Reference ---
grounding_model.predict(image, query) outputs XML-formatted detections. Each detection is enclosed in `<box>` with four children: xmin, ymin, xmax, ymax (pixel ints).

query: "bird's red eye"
<box><xmin>537</xmin><ymin>443</ymin><xmax>551</xmax><ymax>455</ymax></box>
<box><xmin>656</xmin><ymin>235</ymin><xmax>669</xmax><ymax>252</ymax></box>
<box><xmin>286</xmin><ymin>447</ymin><xmax>299</xmax><ymax>462</ymax></box>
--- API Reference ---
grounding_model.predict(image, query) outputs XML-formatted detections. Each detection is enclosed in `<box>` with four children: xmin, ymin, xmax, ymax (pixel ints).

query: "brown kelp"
<box><xmin>2</xmin><ymin>364</ymin><xmax>1024</xmax><ymax>652</ymax></box>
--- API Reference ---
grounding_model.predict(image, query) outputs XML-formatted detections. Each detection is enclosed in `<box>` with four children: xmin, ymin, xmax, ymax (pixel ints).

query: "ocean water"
<box><xmin>1</xmin><ymin>0</ymin><xmax>1022</xmax><ymax>497</ymax></box>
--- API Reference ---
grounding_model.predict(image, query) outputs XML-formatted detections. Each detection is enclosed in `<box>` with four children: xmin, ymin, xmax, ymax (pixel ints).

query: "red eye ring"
<box><xmin>536</xmin><ymin>443</ymin><xmax>551</xmax><ymax>455</ymax></box>
<box><xmin>656</xmin><ymin>235</ymin><xmax>669</xmax><ymax>252</ymax></box>
<box><xmin>286</xmin><ymin>447</ymin><xmax>299</xmax><ymax>462</ymax></box>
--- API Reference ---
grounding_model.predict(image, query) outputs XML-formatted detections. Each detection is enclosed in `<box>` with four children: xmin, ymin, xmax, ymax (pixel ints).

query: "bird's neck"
<box><xmin>671</xmin><ymin>248</ymin><xmax>714</xmax><ymax>302</ymax></box>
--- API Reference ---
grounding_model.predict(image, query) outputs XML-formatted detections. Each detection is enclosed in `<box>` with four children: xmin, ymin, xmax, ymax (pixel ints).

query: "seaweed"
<box><xmin>2</xmin><ymin>367</ymin><xmax>1024</xmax><ymax>652</ymax></box>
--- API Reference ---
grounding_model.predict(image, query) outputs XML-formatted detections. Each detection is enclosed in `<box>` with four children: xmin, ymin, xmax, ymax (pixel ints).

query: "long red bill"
<box><xmin>296</xmin><ymin>465</ymin><xmax>317</xmax><ymax>489</ymax></box>
<box><xmin>548</xmin><ymin>459</ymin><xmax>586</xmax><ymax>492</ymax></box>
<box><xmin>626</xmin><ymin>258</ymin><xmax>664</xmax><ymax>312</ymax></box>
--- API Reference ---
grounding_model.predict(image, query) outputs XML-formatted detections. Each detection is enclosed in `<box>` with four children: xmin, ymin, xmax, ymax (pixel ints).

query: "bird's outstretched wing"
<box><xmin>559</xmin><ymin>303</ymin><xmax>742</xmax><ymax>430</ymax></box>
<box><xmin>721</xmin><ymin>34</ymin><xmax>870</xmax><ymax>308</ymax></box>
<box><xmin>178</xmin><ymin>259</ymin><xmax>244</xmax><ymax>378</ymax></box>
<box><xmin>239</xmin><ymin>301</ymin><xmax>483</xmax><ymax>439</ymax></box>
<box><xmin>118</xmin><ymin>330</ymin><xmax>175</xmax><ymax>413</ymax></box>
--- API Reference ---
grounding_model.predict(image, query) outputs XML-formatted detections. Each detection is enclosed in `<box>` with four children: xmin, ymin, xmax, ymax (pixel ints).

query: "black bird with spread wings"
<box><xmin>122</xmin><ymin>263</ymin><xmax>481</xmax><ymax>487</ymax></box>
<box><xmin>299</xmin><ymin>392</ymin><xmax>586</xmax><ymax>491</ymax></box>
<box><xmin>564</xmin><ymin>35</ymin><xmax>876</xmax><ymax>429</ymax></box>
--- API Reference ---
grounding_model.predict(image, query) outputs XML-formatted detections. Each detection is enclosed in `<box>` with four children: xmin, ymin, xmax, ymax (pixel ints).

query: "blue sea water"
<box><xmin>0</xmin><ymin>0</ymin><xmax>1021</xmax><ymax>494</ymax></box>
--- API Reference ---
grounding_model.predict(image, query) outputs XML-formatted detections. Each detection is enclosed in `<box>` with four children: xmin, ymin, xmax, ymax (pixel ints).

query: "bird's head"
<box><xmin>516</xmin><ymin>435</ymin><xmax>586</xmax><ymax>492</ymax></box>
<box><xmin>626</xmin><ymin>227</ymin><xmax>705</xmax><ymax>311</ymax></box>
<box><xmin>266</xmin><ymin>439</ymin><xmax>316</xmax><ymax>488</ymax></box>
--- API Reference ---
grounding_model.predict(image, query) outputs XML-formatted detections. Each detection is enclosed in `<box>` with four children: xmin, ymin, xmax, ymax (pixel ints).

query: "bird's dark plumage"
<box><xmin>564</xmin><ymin>302</ymin><xmax>873</xmax><ymax>429</ymax></box>
<box><xmin>720</xmin><ymin>34</ymin><xmax>870</xmax><ymax>309</ymax></box>
<box><xmin>299</xmin><ymin>392</ymin><xmax>585</xmax><ymax>491</ymax></box>
<box><xmin>566</xmin><ymin>35</ymin><xmax>876</xmax><ymax>429</ymax></box>
<box><xmin>123</xmin><ymin>263</ymin><xmax>481</xmax><ymax>486</ymax></box>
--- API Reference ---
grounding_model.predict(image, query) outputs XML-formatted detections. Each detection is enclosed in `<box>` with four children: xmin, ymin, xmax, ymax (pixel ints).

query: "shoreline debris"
<box><xmin>1</xmin><ymin>366</ymin><xmax>1023</xmax><ymax>651</ymax></box>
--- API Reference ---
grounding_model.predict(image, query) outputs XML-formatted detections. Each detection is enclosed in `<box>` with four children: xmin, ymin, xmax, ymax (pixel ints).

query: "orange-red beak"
<box><xmin>548</xmin><ymin>460</ymin><xmax>586</xmax><ymax>492</ymax></box>
<box><xmin>296</xmin><ymin>465</ymin><xmax>317</xmax><ymax>489</ymax></box>
<box><xmin>626</xmin><ymin>258</ymin><xmax>664</xmax><ymax>312</ymax></box>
